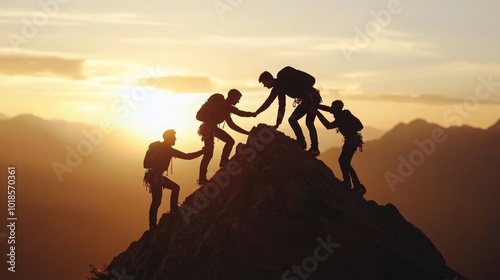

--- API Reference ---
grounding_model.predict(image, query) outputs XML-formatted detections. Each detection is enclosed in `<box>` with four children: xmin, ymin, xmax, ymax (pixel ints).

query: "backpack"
<box><xmin>277</xmin><ymin>66</ymin><xmax>316</xmax><ymax>89</ymax></box>
<box><xmin>196</xmin><ymin>93</ymin><xmax>227</xmax><ymax>124</ymax></box>
<box><xmin>351</xmin><ymin>114</ymin><xmax>363</xmax><ymax>132</ymax></box>
<box><xmin>339</xmin><ymin>111</ymin><xmax>364</xmax><ymax>152</ymax></box>
<box><xmin>345</xmin><ymin>110</ymin><xmax>363</xmax><ymax>132</ymax></box>
<box><xmin>143</xmin><ymin>141</ymin><xmax>164</xmax><ymax>169</ymax></box>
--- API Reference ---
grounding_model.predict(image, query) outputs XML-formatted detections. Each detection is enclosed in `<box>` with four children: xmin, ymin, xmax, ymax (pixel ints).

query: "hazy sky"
<box><xmin>1</xmin><ymin>0</ymin><xmax>500</xmax><ymax>142</ymax></box>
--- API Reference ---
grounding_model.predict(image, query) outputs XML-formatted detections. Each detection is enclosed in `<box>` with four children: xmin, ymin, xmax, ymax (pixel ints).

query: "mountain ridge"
<box><xmin>93</xmin><ymin>124</ymin><xmax>465</xmax><ymax>280</ymax></box>
<box><xmin>322</xmin><ymin>117</ymin><xmax>500</xmax><ymax>280</ymax></box>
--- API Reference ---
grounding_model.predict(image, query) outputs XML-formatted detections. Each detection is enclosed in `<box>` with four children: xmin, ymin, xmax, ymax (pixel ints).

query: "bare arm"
<box><xmin>226</xmin><ymin>115</ymin><xmax>249</xmax><ymax>135</ymax></box>
<box><xmin>170</xmin><ymin>148</ymin><xmax>204</xmax><ymax>160</ymax></box>
<box><xmin>318</xmin><ymin>104</ymin><xmax>331</xmax><ymax>112</ymax></box>
<box><xmin>275</xmin><ymin>90</ymin><xmax>286</xmax><ymax>127</ymax></box>
<box><xmin>255</xmin><ymin>89</ymin><xmax>278</xmax><ymax>115</ymax></box>
<box><xmin>230</xmin><ymin>106</ymin><xmax>254</xmax><ymax>117</ymax></box>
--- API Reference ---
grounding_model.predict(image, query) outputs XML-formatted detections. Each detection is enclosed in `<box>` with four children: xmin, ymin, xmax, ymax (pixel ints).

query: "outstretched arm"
<box><xmin>171</xmin><ymin>148</ymin><xmax>203</xmax><ymax>160</ymax></box>
<box><xmin>255</xmin><ymin>89</ymin><xmax>278</xmax><ymax>115</ymax></box>
<box><xmin>318</xmin><ymin>104</ymin><xmax>331</xmax><ymax>112</ymax></box>
<box><xmin>275</xmin><ymin>91</ymin><xmax>286</xmax><ymax>127</ymax></box>
<box><xmin>229</xmin><ymin>106</ymin><xmax>254</xmax><ymax>117</ymax></box>
<box><xmin>317</xmin><ymin>111</ymin><xmax>338</xmax><ymax>130</ymax></box>
<box><xmin>226</xmin><ymin>115</ymin><xmax>249</xmax><ymax>135</ymax></box>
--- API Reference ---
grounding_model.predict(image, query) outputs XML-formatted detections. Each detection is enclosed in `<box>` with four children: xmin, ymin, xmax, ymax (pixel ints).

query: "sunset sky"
<box><xmin>1</xmin><ymin>0</ymin><xmax>500</xmax><ymax>144</ymax></box>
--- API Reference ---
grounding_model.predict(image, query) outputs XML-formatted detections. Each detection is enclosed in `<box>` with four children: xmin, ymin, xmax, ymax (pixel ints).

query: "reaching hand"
<box><xmin>251</xmin><ymin>112</ymin><xmax>258</xmax><ymax>118</ymax></box>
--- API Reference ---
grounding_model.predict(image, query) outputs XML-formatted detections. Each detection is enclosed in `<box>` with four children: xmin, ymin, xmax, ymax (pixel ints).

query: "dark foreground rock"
<box><xmin>90</xmin><ymin>124</ymin><xmax>465</xmax><ymax>280</ymax></box>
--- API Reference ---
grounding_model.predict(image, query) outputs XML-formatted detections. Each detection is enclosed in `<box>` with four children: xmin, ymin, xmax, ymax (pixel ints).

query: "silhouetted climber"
<box><xmin>254</xmin><ymin>66</ymin><xmax>322</xmax><ymax>156</ymax></box>
<box><xmin>196</xmin><ymin>89</ymin><xmax>253</xmax><ymax>185</ymax></box>
<box><xmin>317</xmin><ymin>100</ymin><xmax>366</xmax><ymax>195</ymax></box>
<box><xmin>143</xmin><ymin>129</ymin><xmax>204</xmax><ymax>229</ymax></box>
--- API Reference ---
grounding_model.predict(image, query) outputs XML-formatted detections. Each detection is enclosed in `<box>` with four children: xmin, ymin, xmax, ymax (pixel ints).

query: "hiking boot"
<box><xmin>295</xmin><ymin>137</ymin><xmax>307</xmax><ymax>150</ymax></box>
<box><xmin>307</xmin><ymin>148</ymin><xmax>320</xmax><ymax>157</ymax></box>
<box><xmin>353</xmin><ymin>184</ymin><xmax>367</xmax><ymax>196</ymax></box>
<box><xmin>296</xmin><ymin>139</ymin><xmax>307</xmax><ymax>150</ymax></box>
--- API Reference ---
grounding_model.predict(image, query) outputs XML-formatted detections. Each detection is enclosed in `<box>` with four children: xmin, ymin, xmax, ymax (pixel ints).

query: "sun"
<box><xmin>127</xmin><ymin>89</ymin><xmax>203</xmax><ymax>143</ymax></box>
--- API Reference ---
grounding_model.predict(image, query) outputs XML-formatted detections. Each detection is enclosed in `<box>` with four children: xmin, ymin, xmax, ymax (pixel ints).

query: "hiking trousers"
<box><xmin>339</xmin><ymin>135</ymin><xmax>362</xmax><ymax>187</ymax></box>
<box><xmin>199</xmin><ymin>124</ymin><xmax>235</xmax><ymax>181</ymax></box>
<box><xmin>149</xmin><ymin>175</ymin><xmax>180</xmax><ymax>227</ymax></box>
<box><xmin>288</xmin><ymin>88</ymin><xmax>321</xmax><ymax>149</ymax></box>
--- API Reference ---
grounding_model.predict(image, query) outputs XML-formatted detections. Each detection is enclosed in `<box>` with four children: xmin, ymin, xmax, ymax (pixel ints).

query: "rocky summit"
<box><xmin>91</xmin><ymin>124</ymin><xmax>465</xmax><ymax>280</ymax></box>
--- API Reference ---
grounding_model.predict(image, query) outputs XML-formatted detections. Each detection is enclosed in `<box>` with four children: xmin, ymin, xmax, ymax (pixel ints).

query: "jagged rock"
<box><xmin>93</xmin><ymin>124</ymin><xmax>465</xmax><ymax>280</ymax></box>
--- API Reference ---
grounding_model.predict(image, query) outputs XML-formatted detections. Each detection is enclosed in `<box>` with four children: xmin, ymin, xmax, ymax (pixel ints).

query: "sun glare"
<box><xmin>127</xmin><ymin>89</ymin><xmax>203</xmax><ymax>142</ymax></box>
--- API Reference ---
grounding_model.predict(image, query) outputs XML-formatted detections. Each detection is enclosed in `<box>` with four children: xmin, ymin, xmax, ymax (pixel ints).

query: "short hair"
<box><xmin>162</xmin><ymin>129</ymin><xmax>176</xmax><ymax>141</ymax></box>
<box><xmin>331</xmin><ymin>100</ymin><xmax>344</xmax><ymax>111</ymax></box>
<box><xmin>258</xmin><ymin>71</ymin><xmax>273</xmax><ymax>82</ymax></box>
<box><xmin>228</xmin><ymin>89</ymin><xmax>242</xmax><ymax>98</ymax></box>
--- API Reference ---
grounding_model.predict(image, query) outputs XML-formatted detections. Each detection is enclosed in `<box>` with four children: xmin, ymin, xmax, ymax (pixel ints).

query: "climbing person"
<box><xmin>196</xmin><ymin>89</ymin><xmax>254</xmax><ymax>185</ymax></box>
<box><xmin>254</xmin><ymin>66</ymin><xmax>322</xmax><ymax>156</ymax></box>
<box><xmin>316</xmin><ymin>100</ymin><xmax>366</xmax><ymax>195</ymax></box>
<box><xmin>143</xmin><ymin>129</ymin><xmax>204</xmax><ymax>229</ymax></box>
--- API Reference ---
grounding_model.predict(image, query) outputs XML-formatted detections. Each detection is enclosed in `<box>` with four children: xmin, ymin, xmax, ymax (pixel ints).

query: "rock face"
<box><xmin>323</xmin><ymin>118</ymin><xmax>500</xmax><ymax>279</ymax></box>
<box><xmin>94</xmin><ymin>124</ymin><xmax>465</xmax><ymax>280</ymax></box>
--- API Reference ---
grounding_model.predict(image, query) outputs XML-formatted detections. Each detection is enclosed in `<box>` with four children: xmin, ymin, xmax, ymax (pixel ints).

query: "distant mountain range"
<box><xmin>0</xmin><ymin>114</ymin><xmax>150</xmax><ymax>280</ymax></box>
<box><xmin>322</xmin><ymin>117</ymin><xmax>500</xmax><ymax>280</ymax></box>
<box><xmin>0</xmin><ymin>113</ymin><xmax>226</xmax><ymax>280</ymax></box>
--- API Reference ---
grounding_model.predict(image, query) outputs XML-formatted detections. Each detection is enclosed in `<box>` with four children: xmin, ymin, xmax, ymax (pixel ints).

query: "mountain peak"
<box><xmin>5</xmin><ymin>113</ymin><xmax>48</xmax><ymax>126</ymax></box>
<box><xmin>408</xmin><ymin>118</ymin><xmax>429</xmax><ymax>126</ymax></box>
<box><xmin>92</xmin><ymin>124</ymin><xmax>464</xmax><ymax>280</ymax></box>
<box><xmin>381</xmin><ymin>118</ymin><xmax>443</xmax><ymax>140</ymax></box>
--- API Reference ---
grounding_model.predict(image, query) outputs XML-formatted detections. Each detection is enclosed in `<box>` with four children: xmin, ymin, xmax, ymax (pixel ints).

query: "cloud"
<box><xmin>201</xmin><ymin>31</ymin><xmax>441</xmax><ymax>58</ymax></box>
<box><xmin>338</xmin><ymin>72</ymin><xmax>377</xmax><ymax>79</ymax></box>
<box><xmin>351</xmin><ymin>30</ymin><xmax>442</xmax><ymax>58</ymax></box>
<box><xmin>319</xmin><ymin>79</ymin><xmax>500</xmax><ymax>105</ymax></box>
<box><xmin>57</xmin><ymin>12</ymin><xmax>169</xmax><ymax>26</ymax></box>
<box><xmin>202</xmin><ymin>35</ymin><xmax>346</xmax><ymax>57</ymax></box>
<box><xmin>0</xmin><ymin>53</ymin><xmax>86</xmax><ymax>80</ymax></box>
<box><xmin>365</xmin><ymin>94</ymin><xmax>459</xmax><ymax>104</ymax></box>
<box><xmin>138</xmin><ymin>75</ymin><xmax>214</xmax><ymax>93</ymax></box>
<box><xmin>348</xmin><ymin>93</ymin><xmax>500</xmax><ymax>105</ymax></box>
<box><xmin>0</xmin><ymin>10</ymin><xmax>168</xmax><ymax>26</ymax></box>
